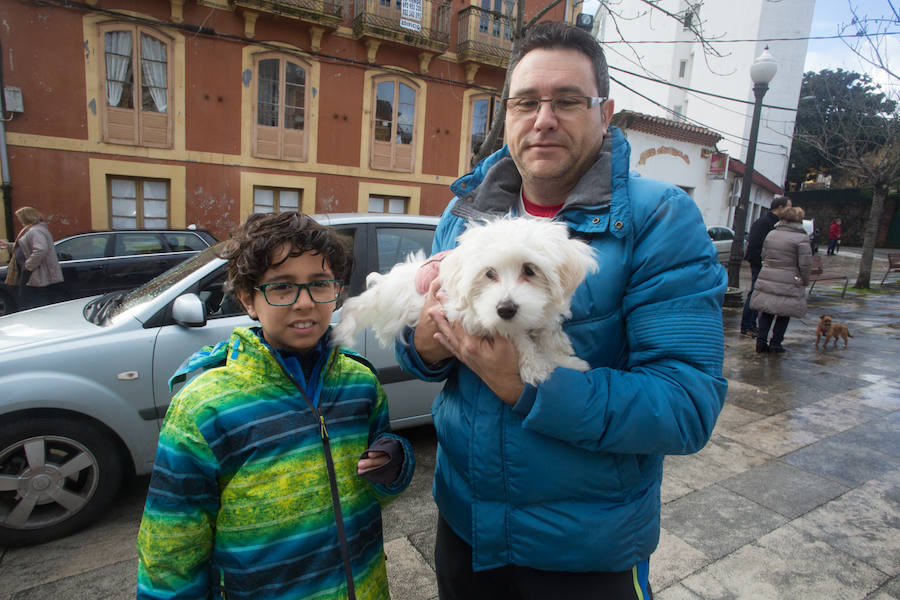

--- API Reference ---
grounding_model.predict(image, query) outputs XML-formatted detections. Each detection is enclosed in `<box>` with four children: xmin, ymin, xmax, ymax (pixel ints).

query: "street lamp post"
<box><xmin>727</xmin><ymin>48</ymin><xmax>777</xmax><ymax>288</ymax></box>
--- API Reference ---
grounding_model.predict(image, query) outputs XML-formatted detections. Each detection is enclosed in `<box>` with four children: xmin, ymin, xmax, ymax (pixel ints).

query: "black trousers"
<box><xmin>434</xmin><ymin>515</ymin><xmax>652</xmax><ymax>600</ymax></box>
<box><xmin>757</xmin><ymin>311</ymin><xmax>790</xmax><ymax>346</ymax></box>
<box><xmin>19</xmin><ymin>282</ymin><xmax>64</xmax><ymax>309</ymax></box>
<box><xmin>740</xmin><ymin>263</ymin><xmax>762</xmax><ymax>332</ymax></box>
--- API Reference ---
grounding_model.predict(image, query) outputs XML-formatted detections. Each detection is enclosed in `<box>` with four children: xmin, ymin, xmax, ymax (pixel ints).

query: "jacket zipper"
<box><xmin>278</xmin><ymin>355</ymin><xmax>357</xmax><ymax>600</ymax></box>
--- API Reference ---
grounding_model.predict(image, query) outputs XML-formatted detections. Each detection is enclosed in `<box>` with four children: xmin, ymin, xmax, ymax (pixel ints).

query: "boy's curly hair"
<box><xmin>220</xmin><ymin>212</ymin><xmax>352</xmax><ymax>298</ymax></box>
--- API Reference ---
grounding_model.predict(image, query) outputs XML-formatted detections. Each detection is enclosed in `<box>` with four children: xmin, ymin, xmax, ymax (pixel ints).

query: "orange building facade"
<box><xmin>0</xmin><ymin>0</ymin><xmax>574</xmax><ymax>241</ymax></box>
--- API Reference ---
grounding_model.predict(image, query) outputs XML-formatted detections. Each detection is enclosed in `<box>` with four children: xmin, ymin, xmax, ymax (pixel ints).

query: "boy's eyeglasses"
<box><xmin>254</xmin><ymin>280</ymin><xmax>343</xmax><ymax>306</ymax></box>
<box><xmin>503</xmin><ymin>96</ymin><xmax>606</xmax><ymax>116</ymax></box>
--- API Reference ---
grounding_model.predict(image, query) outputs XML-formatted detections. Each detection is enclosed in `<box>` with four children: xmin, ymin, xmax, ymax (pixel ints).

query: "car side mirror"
<box><xmin>172</xmin><ymin>293</ymin><xmax>207</xmax><ymax>328</ymax></box>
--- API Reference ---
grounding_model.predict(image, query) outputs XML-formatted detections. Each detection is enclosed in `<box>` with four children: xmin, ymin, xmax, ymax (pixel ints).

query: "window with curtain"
<box><xmin>478</xmin><ymin>0</ymin><xmax>509</xmax><ymax>39</ymax></box>
<box><xmin>101</xmin><ymin>24</ymin><xmax>172</xmax><ymax>147</ymax></box>
<box><xmin>371</xmin><ymin>77</ymin><xmax>418</xmax><ymax>172</ymax></box>
<box><xmin>253</xmin><ymin>187</ymin><xmax>302</xmax><ymax>214</ymax></box>
<box><xmin>108</xmin><ymin>176</ymin><xmax>170</xmax><ymax>229</ymax></box>
<box><xmin>368</xmin><ymin>195</ymin><xmax>408</xmax><ymax>214</ymax></box>
<box><xmin>468</xmin><ymin>94</ymin><xmax>498</xmax><ymax>167</ymax></box>
<box><xmin>253</xmin><ymin>53</ymin><xmax>309</xmax><ymax>161</ymax></box>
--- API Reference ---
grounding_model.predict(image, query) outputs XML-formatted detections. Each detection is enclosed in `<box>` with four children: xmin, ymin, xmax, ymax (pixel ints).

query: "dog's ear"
<box><xmin>554</xmin><ymin>238</ymin><xmax>599</xmax><ymax>298</ymax></box>
<box><xmin>435</xmin><ymin>247</ymin><xmax>471</xmax><ymax>312</ymax></box>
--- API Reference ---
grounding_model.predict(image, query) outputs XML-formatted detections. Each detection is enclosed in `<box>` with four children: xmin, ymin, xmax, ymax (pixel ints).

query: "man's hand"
<box><xmin>413</xmin><ymin>279</ymin><xmax>454</xmax><ymax>366</ymax></box>
<box><xmin>427</xmin><ymin>304</ymin><xmax>524</xmax><ymax>405</ymax></box>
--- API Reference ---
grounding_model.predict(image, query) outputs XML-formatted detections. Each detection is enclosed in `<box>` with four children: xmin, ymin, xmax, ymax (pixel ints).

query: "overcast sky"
<box><xmin>803</xmin><ymin>0</ymin><xmax>898</xmax><ymax>90</ymax></box>
<box><xmin>581</xmin><ymin>0</ymin><xmax>898</xmax><ymax>92</ymax></box>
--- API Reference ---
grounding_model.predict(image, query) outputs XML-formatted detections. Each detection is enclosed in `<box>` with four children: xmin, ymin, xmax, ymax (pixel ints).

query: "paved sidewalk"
<box><xmin>0</xmin><ymin>251</ymin><xmax>897</xmax><ymax>599</ymax></box>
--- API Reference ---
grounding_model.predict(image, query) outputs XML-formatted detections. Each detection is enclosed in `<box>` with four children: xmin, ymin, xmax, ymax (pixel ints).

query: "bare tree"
<box><xmin>471</xmin><ymin>0</ymin><xmax>712</xmax><ymax>165</ymax></box>
<box><xmin>839</xmin><ymin>0</ymin><xmax>899</xmax><ymax>83</ymax></box>
<box><xmin>802</xmin><ymin>0</ymin><xmax>900</xmax><ymax>289</ymax></box>
<box><xmin>793</xmin><ymin>70</ymin><xmax>900</xmax><ymax>288</ymax></box>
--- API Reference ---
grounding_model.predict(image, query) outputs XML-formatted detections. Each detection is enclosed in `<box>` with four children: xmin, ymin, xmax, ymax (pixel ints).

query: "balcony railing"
<box><xmin>457</xmin><ymin>5</ymin><xmax>513</xmax><ymax>68</ymax></box>
<box><xmin>352</xmin><ymin>0</ymin><xmax>451</xmax><ymax>54</ymax></box>
<box><xmin>231</xmin><ymin>0</ymin><xmax>343</xmax><ymax>28</ymax></box>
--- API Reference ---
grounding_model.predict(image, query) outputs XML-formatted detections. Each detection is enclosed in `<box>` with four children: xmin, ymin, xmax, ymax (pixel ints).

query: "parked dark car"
<box><xmin>0</xmin><ymin>229</ymin><xmax>217</xmax><ymax>315</ymax></box>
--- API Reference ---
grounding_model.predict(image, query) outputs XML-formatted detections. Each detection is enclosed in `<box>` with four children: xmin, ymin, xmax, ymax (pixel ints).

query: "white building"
<box><xmin>612</xmin><ymin>110</ymin><xmax>782</xmax><ymax>232</ymax></box>
<box><xmin>612</xmin><ymin>110</ymin><xmax>728</xmax><ymax>223</ymax></box>
<box><xmin>594</xmin><ymin>0</ymin><xmax>814</xmax><ymax>228</ymax></box>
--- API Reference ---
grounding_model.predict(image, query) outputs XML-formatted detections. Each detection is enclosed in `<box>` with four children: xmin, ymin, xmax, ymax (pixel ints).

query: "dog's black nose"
<box><xmin>496</xmin><ymin>300</ymin><xmax>518</xmax><ymax>320</ymax></box>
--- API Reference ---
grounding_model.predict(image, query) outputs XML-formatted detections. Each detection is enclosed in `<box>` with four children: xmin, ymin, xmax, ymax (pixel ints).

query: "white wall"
<box><xmin>596</xmin><ymin>0</ymin><xmax>814</xmax><ymax>187</ymax></box>
<box><xmin>621</xmin><ymin>128</ymin><xmax>730</xmax><ymax>226</ymax></box>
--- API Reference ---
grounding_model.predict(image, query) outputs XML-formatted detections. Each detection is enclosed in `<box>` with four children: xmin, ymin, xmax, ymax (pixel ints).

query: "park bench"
<box><xmin>880</xmin><ymin>252</ymin><xmax>900</xmax><ymax>287</ymax></box>
<box><xmin>808</xmin><ymin>254</ymin><xmax>848</xmax><ymax>298</ymax></box>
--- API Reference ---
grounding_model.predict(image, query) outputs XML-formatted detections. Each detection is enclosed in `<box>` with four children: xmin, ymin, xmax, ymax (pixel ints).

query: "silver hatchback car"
<box><xmin>0</xmin><ymin>214</ymin><xmax>440</xmax><ymax>546</ymax></box>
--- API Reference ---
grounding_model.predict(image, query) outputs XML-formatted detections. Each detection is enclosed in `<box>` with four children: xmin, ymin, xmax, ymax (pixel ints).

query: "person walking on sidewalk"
<box><xmin>740</xmin><ymin>195</ymin><xmax>792</xmax><ymax>337</ymax></box>
<box><xmin>827</xmin><ymin>217</ymin><xmax>842</xmax><ymax>255</ymax></box>
<box><xmin>750</xmin><ymin>206</ymin><xmax>812</xmax><ymax>354</ymax></box>
<box><xmin>0</xmin><ymin>206</ymin><xmax>64</xmax><ymax>309</ymax></box>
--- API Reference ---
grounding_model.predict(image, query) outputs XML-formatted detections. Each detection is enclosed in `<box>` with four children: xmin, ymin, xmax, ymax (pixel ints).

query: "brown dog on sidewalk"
<box><xmin>815</xmin><ymin>315</ymin><xmax>853</xmax><ymax>348</ymax></box>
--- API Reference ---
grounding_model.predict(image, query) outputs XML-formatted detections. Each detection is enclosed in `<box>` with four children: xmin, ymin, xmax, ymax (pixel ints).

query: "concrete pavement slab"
<box><xmin>791</xmin><ymin>468</ymin><xmax>900</xmax><ymax>576</ymax></box>
<box><xmin>677</xmin><ymin>523</ymin><xmax>887</xmax><ymax>600</ymax></box>
<box><xmin>724</xmin><ymin>409</ymin><xmax>842</xmax><ymax>457</ymax></box>
<box><xmin>718</xmin><ymin>460</ymin><xmax>850</xmax><ymax>519</ymax></box>
<box><xmin>830</xmin><ymin>411</ymin><xmax>900</xmax><ymax>458</ymax></box>
<box><xmin>783</xmin><ymin>435</ymin><xmax>898</xmax><ymax>487</ymax></box>
<box><xmin>1</xmin><ymin>559</ymin><xmax>136</xmax><ymax>600</ymax></box>
<box><xmin>656</xmin><ymin>583</ymin><xmax>704</xmax><ymax>600</ymax></box>
<box><xmin>649</xmin><ymin>527</ymin><xmax>709</xmax><ymax>591</ymax></box>
<box><xmin>384</xmin><ymin>537</ymin><xmax>438</xmax><ymax>600</ymax></box>
<box><xmin>0</xmin><ymin>481</ymin><xmax>144</xmax><ymax>597</ymax></box>
<box><xmin>661</xmin><ymin>485</ymin><xmax>789</xmax><ymax>561</ymax></box>
<box><xmin>866</xmin><ymin>575</ymin><xmax>900</xmax><ymax>599</ymax></box>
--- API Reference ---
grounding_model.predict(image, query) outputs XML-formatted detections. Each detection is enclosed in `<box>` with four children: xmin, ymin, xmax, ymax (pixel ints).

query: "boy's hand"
<box><xmin>357</xmin><ymin>451</ymin><xmax>389</xmax><ymax>475</ymax></box>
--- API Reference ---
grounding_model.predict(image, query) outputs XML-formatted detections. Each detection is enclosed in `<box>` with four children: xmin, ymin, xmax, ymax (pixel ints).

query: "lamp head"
<box><xmin>750</xmin><ymin>48</ymin><xmax>777</xmax><ymax>85</ymax></box>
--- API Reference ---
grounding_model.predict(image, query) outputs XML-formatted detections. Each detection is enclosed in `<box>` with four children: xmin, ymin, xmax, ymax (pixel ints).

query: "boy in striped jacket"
<box><xmin>137</xmin><ymin>211</ymin><xmax>414</xmax><ymax>600</ymax></box>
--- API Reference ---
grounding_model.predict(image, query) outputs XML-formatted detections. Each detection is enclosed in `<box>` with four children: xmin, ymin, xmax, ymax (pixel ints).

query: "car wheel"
<box><xmin>0</xmin><ymin>417</ymin><xmax>124</xmax><ymax>546</ymax></box>
<box><xmin>0</xmin><ymin>290</ymin><xmax>16</xmax><ymax>316</ymax></box>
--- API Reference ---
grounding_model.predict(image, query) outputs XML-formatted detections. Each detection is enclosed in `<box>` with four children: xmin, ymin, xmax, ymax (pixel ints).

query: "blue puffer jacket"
<box><xmin>396</xmin><ymin>126</ymin><xmax>728</xmax><ymax>573</ymax></box>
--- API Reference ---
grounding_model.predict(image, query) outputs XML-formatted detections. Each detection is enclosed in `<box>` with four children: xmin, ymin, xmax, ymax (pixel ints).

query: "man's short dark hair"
<box><xmin>221</xmin><ymin>211</ymin><xmax>352</xmax><ymax>298</ymax></box>
<box><xmin>771</xmin><ymin>195</ymin><xmax>790</xmax><ymax>211</ymax></box>
<box><xmin>507</xmin><ymin>21</ymin><xmax>609</xmax><ymax>99</ymax></box>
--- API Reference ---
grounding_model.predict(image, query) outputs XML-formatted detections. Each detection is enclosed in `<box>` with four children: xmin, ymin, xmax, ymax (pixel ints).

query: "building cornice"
<box><xmin>611</xmin><ymin>110</ymin><xmax>721</xmax><ymax>147</ymax></box>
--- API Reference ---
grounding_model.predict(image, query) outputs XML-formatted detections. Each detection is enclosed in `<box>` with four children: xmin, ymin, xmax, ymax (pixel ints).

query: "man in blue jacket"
<box><xmin>396</xmin><ymin>22</ymin><xmax>727</xmax><ymax>600</ymax></box>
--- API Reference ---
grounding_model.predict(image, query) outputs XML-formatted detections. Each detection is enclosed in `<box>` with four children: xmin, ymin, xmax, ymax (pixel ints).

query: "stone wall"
<box><xmin>786</xmin><ymin>188</ymin><xmax>899</xmax><ymax>248</ymax></box>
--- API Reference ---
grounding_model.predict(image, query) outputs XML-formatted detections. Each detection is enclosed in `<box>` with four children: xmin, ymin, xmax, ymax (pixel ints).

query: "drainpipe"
<box><xmin>0</xmin><ymin>40</ymin><xmax>13</xmax><ymax>242</ymax></box>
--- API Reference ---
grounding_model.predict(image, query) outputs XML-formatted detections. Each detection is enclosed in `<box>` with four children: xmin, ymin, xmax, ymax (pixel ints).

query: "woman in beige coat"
<box><xmin>749</xmin><ymin>206</ymin><xmax>811</xmax><ymax>353</ymax></box>
<box><xmin>1</xmin><ymin>206</ymin><xmax>64</xmax><ymax>309</ymax></box>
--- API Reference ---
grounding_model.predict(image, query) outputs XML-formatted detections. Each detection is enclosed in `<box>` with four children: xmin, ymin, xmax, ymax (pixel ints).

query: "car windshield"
<box><xmin>106</xmin><ymin>245</ymin><xmax>225</xmax><ymax>320</ymax></box>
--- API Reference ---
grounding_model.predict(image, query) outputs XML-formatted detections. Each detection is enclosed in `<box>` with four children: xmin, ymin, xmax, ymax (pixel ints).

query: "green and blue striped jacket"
<box><xmin>137</xmin><ymin>327</ymin><xmax>413</xmax><ymax>599</ymax></box>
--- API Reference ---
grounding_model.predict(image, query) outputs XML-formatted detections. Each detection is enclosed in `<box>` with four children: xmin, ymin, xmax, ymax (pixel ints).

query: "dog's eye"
<box><xmin>485</xmin><ymin>268</ymin><xmax>497</xmax><ymax>280</ymax></box>
<box><xmin>522</xmin><ymin>263</ymin><xmax>536</xmax><ymax>277</ymax></box>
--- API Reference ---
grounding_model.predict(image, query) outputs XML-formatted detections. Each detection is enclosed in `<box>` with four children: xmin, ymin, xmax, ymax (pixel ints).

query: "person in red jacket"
<box><xmin>827</xmin><ymin>217</ymin><xmax>842</xmax><ymax>255</ymax></box>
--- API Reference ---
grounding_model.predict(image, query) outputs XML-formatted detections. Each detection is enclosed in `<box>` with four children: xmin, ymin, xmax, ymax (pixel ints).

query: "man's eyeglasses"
<box><xmin>503</xmin><ymin>96</ymin><xmax>606</xmax><ymax>116</ymax></box>
<box><xmin>254</xmin><ymin>280</ymin><xmax>342</xmax><ymax>306</ymax></box>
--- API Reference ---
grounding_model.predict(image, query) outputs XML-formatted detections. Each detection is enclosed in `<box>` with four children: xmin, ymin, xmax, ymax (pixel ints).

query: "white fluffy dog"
<box><xmin>333</xmin><ymin>217</ymin><xmax>598</xmax><ymax>385</ymax></box>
